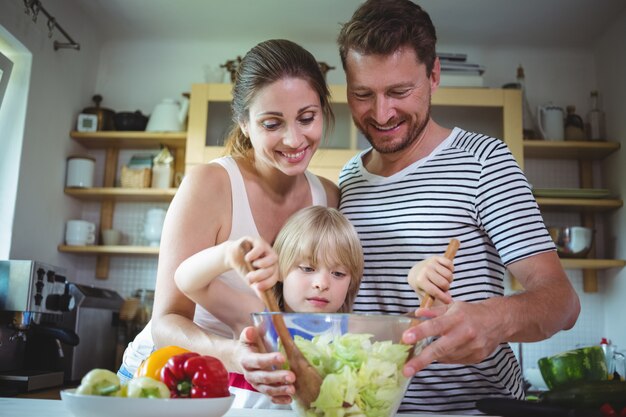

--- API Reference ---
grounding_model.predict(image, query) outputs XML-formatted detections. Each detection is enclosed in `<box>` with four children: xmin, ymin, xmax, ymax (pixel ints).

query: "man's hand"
<box><xmin>401</xmin><ymin>301</ymin><xmax>502</xmax><ymax>377</ymax></box>
<box><xmin>238</xmin><ymin>326</ymin><xmax>295</xmax><ymax>404</ymax></box>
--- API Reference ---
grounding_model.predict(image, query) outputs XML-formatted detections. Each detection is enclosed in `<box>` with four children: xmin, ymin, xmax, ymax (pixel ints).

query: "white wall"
<box><xmin>597</xmin><ymin>10</ymin><xmax>626</xmax><ymax>349</ymax></box>
<box><xmin>94</xmin><ymin>38</ymin><xmax>599</xmax><ymax>119</ymax></box>
<box><xmin>0</xmin><ymin>0</ymin><xmax>102</xmax><ymax>278</ymax></box>
<box><xmin>94</xmin><ymin>39</ymin><xmax>346</xmax><ymax>116</ymax></box>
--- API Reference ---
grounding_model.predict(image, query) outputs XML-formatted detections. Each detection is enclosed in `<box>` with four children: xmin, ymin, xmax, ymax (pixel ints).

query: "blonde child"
<box><xmin>174</xmin><ymin>205</ymin><xmax>363</xmax><ymax>408</ymax></box>
<box><xmin>407</xmin><ymin>255</ymin><xmax>455</xmax><ymax>308</ymax></box>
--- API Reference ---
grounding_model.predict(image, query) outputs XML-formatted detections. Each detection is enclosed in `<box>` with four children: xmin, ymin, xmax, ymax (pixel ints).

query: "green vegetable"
<box><xmin>75</xmin><ymin>369</ymin><xmax>121</xmax><ymax>396</ymax></box>
<box><xmin>126</xmin><ymin>376</ymin><xmax>171</xmax><ymax>399</ymax></box>
<box><xmin>540</xmin><ymin>380</ymin><xmax>626</xmax><ymax>409</ymax></box>
<box><xmin>538</xmin><ymin>346</ymin><xmax>608</xmax><ymax>389</ymax></box>
<box><xmin>293</xmin><ymin>333</ymin><xmax>410</xmax><ymax>417</ymax></box>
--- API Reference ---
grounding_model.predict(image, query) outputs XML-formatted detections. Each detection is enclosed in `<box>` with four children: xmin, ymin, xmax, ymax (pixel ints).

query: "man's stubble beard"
<box><xmin>355</xmin><ymin>107</ymin><xmax>431</xmax><ymax>155</ymax></box>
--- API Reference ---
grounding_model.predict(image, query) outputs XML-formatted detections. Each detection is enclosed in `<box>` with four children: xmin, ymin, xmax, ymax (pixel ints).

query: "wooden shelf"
<box><xmin>64</xmin><ymin>130</ymin><xmax>186</xmax><ymax>278</ymax></box>
<box><xmin>58</xmin><ymin>244</ymin><xmax>158</xmax><ymax>255</ymax></box>
<box><xmin>536</xmin><ymin>197</ymin><xmax>623</xmax><ymax>211</ymax></box>
<box><xmin>561</xmin><ymin>258</ymin><xmax>626</xmax><ymax>270</ymax></box>
<box><xmin>524</xmin><ymin>140</ymin><xmax>620</xmax><ymax>159</ymax></box>
<box><xmin>65</xmin><ymin>187</ymin><xmax>176</xmax><ymax>202</ymax></box>
<box><xmin>70</xmin><ymin>131</ymin><xmax>186</xmax><ymax>149</ymax></box>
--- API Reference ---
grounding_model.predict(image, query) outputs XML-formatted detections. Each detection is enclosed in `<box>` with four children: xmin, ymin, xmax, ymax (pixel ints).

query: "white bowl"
<box><xmin>61</xmin><ymin>389</ymin><xmax>234</xmax><ymax>417</ymax></box>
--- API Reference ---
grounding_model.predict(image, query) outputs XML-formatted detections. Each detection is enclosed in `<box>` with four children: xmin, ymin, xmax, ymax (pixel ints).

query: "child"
<box><xmin>175</xmin><ymin>205</ymin><xmax>363</xmax><ymax>317</ymax></box>
<box><xmin>174</xmin><ymin>205</ymin><xmax>364</xmax><ymax>408</ymax></box>
<box><xmin>407</xmin><ymin>255</ymin><xmax>455</xmax><ymax>308</ymax></box>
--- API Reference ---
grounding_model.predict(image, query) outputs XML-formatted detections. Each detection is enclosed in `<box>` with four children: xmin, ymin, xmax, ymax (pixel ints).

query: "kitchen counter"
<box><xmin>0</xmin><ymin>397</ymin><xmax>476</xmax><ymax>417</ymax></box>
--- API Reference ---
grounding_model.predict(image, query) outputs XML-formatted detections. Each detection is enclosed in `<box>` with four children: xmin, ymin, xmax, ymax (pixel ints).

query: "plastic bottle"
<box><xmin>587</xmin><ymin>90</ymin><xmax>606</xmax><ymax>141</ymax></box>
<box><xmin>600</xmin><ymin>338</ymin><xmax>615</xmax><ymax>379</ymax></box>
<box><xmin>516</xmin><ymin>65</ymin><xmax>540</xmax><ymax>139</ymax></box>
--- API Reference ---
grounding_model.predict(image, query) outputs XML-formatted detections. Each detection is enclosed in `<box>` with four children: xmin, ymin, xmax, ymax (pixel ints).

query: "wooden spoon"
<box><xmin>239</xmin><ymin>241</ymin><xmax>323</xmax><ymax>409</ymax></box>
<box><xmin>406</xmin><ymin>238</ymin><xmax>460</xmax><ymax>360</ymax></box>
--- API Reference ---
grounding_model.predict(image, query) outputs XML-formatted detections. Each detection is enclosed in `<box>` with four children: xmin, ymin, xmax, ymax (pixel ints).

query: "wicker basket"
<box><xmin>121</xmin><ymin>166</ymin><xmax>151</xmax><ymax>188</ymax></box>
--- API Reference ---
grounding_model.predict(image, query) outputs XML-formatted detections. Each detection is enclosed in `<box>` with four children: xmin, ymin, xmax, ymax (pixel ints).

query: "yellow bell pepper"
<box><xmin>134</xmin><ymin>345</ymin><xmax>190</xmax><ymax>381</ymax></box>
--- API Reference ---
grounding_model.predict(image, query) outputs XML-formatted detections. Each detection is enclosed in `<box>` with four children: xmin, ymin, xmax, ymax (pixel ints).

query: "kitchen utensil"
<box><xmin>421</xmin><ymin>238</ymin><xmax>461</xmax><ymax>309</ymax></box>
<box><xmin>532</xmin><ymin>188</ymin><xmax>610</xmax><ymax>199</ymax></box>
<box><xmin>80</xmin><ymin>94</ymin><xmax>115</xmax><ymax>131</ymax></box>
<box><xmin>238</xmin><ymin>240</ymin><xmax>323</xmax><ymax>410</ymax></box>
<box><xmin>114</xmin><ymin>110</ymin><xmax>149</xmax><ymax>131</ymax></box>
<box><xmin>475</xmin><ymin>397</ymin><xmax>601</xmax><ymax>417</ymax></box>
<box><xmin>66</xmin><ymin>155</ymin><xmax>95</xmax><ymax>188</ymax></box>
<box><xmin>61</xmin><ymin>389</ymin><xmax>235</xmax><ymax>417</ymax></box>
<box><xmin>537</xmin><ymin>104</ymin><xmax>565</xmax><ymax>141</ymax></box>
<box><xmin>146</xmin><ymin>96</ymin><xmax>189</xmax><ymax>132</ymax></box>
<box><xmin>548</xmin><ymin>226</ymin><xmax>594</xmax><ymax>258</ymax></box>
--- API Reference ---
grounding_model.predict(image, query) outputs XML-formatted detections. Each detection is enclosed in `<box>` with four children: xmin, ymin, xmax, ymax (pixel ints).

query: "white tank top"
<box><xmin>121</xmin><ymin>156</ymin><xmax>327</xmax><ymax>374</ymax></box>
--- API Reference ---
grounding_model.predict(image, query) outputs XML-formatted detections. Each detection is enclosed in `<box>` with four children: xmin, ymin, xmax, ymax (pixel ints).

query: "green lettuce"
<box><xmin>293</xmin><ymin>333</ymin><xmax>410</xmax><ymax>417</ymax></box>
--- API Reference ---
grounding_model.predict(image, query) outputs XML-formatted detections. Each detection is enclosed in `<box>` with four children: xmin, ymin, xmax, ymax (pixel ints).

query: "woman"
<box><xmin>118</xmin><ymin>40</ymin><xmax>337</xmax><ymax>402</ymax></box>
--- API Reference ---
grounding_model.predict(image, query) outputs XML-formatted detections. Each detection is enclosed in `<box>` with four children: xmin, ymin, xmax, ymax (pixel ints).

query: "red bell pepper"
<box><xmin>160</xmin><ymin>352</ymin><xmax>229</xmax><ymax>398</ymax></box>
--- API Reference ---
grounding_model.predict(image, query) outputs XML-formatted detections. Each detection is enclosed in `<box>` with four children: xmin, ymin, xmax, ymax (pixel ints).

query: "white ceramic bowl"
<box><xmin>61</xmin><ymin>389</ymin><xmax>234</xmax><ymax>417</ymax></box>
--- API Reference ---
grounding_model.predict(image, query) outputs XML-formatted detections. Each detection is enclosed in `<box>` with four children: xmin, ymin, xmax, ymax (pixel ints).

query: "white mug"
<box><xmin>65</xmin><ymin>220</ymin><xmax>96</xmax><ymax>246</ymax></box>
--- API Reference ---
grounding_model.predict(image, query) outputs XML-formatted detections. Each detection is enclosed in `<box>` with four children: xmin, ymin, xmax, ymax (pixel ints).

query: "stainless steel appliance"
<box><xmin>0</xmin><ymin>260</ymin><xmax>78</xmax><ymax>394</ymax></box>
<box><xmin>61</xmin><ymin>283</ymin><xmax>124</xmax><ymax>382</ymax></box>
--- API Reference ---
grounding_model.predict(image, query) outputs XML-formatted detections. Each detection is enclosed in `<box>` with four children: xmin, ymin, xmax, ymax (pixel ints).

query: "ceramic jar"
<box><xmin>144</xmin><ymin>208</ymin><xmax>166</xmax><ymax>247</ymax></box>
<box><xmin>66</xmin><ymin>155</ymin><xmax>95</xmax><ymax>188</ymax></box>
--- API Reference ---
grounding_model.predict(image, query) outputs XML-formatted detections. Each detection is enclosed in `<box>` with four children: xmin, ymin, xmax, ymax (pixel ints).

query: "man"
<box><xmin>336</xmin><ymin>0</ymin><xmax>580</xmax><ymax>414</ymax></box>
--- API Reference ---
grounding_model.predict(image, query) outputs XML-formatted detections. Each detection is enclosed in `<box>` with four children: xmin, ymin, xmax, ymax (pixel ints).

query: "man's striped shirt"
<box><xmin>339</xmin><ymin>127</ymin><xmax>555</xmax><ymax>414</ymax></box>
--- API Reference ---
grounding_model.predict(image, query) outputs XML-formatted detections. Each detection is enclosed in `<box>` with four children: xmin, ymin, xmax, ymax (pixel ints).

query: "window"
<box><xmin>0</xmin><ymin>50</ymin><xmax>13</xmax><ymax>110</ymax></box>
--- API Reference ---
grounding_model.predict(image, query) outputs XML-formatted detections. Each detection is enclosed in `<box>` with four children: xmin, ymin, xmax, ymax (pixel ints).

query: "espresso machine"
<box><xmin>0</xmin><ymin>260</ymin><xmax>79</xmax><ymax>395</ymax></box>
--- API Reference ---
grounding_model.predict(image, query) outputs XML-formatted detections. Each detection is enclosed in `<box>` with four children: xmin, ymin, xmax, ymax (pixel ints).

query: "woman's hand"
<box><xmin>237</xmin><ymin>326</ymin><xmax>295</xmax><ymax>404</ymax></box>
<box><xmin>228</xmin><ymin>237</ymin><xmax>280</xmax><ymax>295</ymax></box>
<box><xmin>407</xmin><ymin>256</ymin><xmax>454</xmax><ymax>307</ymax></box>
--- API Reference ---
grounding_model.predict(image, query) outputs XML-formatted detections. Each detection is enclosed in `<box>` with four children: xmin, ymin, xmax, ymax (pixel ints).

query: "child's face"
<box><xmin>282</xmin><ymin>258</ymin><xmax>351</xmax><ymax>313</ymax></box>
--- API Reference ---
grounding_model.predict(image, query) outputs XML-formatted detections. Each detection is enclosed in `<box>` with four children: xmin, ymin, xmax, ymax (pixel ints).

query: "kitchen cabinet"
<box><xmin>185</xmin><ymin>83</ymin><xmax>525</xmax><ymax>179</ymax></box>
<box><xmin>58</xmin><ymin>131</ymin><xmax>186</xmax><ymax>278</ymax></box>
<box><xmin>525</xmin><ymin>139</ymin><xmax>624</xmax><ymax>292</ymax></box>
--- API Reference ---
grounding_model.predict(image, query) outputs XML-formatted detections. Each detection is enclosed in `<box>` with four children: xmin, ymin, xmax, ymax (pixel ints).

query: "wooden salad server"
<box><xmin>239</xmin><ymin>241</ymin><xmax>323</xmax><ymax>408</ymax></box>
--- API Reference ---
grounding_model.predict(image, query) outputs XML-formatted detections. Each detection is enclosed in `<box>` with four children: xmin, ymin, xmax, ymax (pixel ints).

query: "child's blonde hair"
<box><xmin>272</xmin><ymin>206</ymin><xmax>363</xmax><ymax>313</ymax></box>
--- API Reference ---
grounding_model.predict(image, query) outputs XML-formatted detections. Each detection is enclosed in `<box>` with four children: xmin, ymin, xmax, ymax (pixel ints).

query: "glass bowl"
<box><xmin>251</xmin><ymin>312</ymin><xmax>428</xmax><ymax>417</ymax></box>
